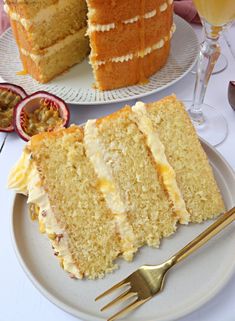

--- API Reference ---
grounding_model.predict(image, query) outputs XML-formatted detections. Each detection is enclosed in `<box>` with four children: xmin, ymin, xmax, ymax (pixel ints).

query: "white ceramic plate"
<box><xmin>0</xmin><ymin>15</ymin><xmax>199</xmax><ymax>105</ymax></box>
<box><xmin>11</xmin><ymin>139</ymin><xmax>235</xmax><ymax>321</ymax></box>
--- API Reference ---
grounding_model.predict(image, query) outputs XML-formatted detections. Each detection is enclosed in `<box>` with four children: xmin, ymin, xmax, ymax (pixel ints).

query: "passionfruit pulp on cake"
<box><xmin>14</xmin><ymin>91</ymin><xmax>70</xmax><ymax>141</ymax></box>
<box><xmin>0</xmin><ymin>83</ymin><xmax>27</xmax><ymax>132</ymax></box>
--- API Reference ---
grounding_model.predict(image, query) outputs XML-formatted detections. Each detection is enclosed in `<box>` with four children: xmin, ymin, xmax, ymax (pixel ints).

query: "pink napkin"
<box><xmin>174</xmin><ymin>0</ymin><xmax>201</xmax><ymax>24</ymax></box>
<box><xmin>0</xmin><ymin>0</ymin><xmax>10</xmax><ymax>35</ymax></box>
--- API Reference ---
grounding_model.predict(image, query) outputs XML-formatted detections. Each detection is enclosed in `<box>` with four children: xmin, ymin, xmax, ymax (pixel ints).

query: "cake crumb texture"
<box><xmin>145</xmin><ymin>95</ymin><xmax>225</xmax><ymax>222</ymax></box>
<box><xmin>30</xmin><ymin>127</ymin><xmax>121</xmax><ymax>279</ymax></box>
<box><xmin>95</xmin><ymin>107</ymin><xmax>177</xmax><ymax>247</ymax></box>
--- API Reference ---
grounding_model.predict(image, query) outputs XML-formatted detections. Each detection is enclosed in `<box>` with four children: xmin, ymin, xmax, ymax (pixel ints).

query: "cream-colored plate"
<box><xmin>11</xmin><ymin>139</ymin><xmax>235</xmax><ymax>321</ymax></box>
<box><xmin>0</xmin><ymin>15</ymin><xmax>199</xmax><ymax>105</ymax></box>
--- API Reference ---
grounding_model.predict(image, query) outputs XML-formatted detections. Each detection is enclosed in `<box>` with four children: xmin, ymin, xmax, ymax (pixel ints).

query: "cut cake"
<box><xmin>4</xmin><ymin>0</ymin><xmax>89</xmax><ymax>84</ymax></box>
<box><xmin>8</xmin><ymin>96</ymin><xmax>225</xmax><ymax>279</ymax></box>
<box><xmin>4</xmin><ymin>0</ymin><xmax>175</xmax><ymax>90</ymax></box>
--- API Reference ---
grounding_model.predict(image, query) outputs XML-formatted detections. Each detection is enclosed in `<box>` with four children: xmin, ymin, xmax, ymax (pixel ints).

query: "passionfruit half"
<box><xmin>14</xmin><ymin>91</ymin><xmax>70</xmax><ymax>141</ymax></box>
<box><xmin>0</xmin><ymin>83</ymin><xmax>27</xmax><ymax>132</ymax></box>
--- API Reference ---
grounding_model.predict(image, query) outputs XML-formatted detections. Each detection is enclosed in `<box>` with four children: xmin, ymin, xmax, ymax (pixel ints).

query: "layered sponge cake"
<box><xmin>4</xmin><ymin>0</ymin><xmax>89</xmax><ymax>83</ymax></box>
<box><xmin>4</xmin><ymin>0</ymin><xmax>175</xmax><ymax>90</ymax></box>
<box><xmin>8</xmin><ymin>96</ymin><xmax>225</xmax><ymax>279</ymax></box>
<box><xmin>9</xmin><ymin>127</ymin><xmax>136</xmax><ymax>278</ymax></box>
<box><xmin>87</xmin><ymin>0</ymin><xmax>174</xmax><ymax>90</ymax></box>
<box><xmin>85</xmin><ymin>111</ymin><xmax>176</xmax><ymax>249</ymax></box>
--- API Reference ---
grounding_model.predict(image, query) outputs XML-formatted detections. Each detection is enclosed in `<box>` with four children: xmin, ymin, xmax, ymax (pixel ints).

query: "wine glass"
<box><xmin>191</xmin><ymin>50</ymin><xmax>228</xmax><ymax>75</ymax></box>
<box><xmin>186</xmin><ymin>0</ymin><xmax>235</xmax><ymax>146</ymax></box>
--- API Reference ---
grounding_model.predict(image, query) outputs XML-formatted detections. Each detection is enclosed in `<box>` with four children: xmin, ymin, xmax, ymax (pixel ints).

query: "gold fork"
<box><xmin>95</xmin><ymin>206</ymin><xmax>235</xmax><ymax>321</ymax></box>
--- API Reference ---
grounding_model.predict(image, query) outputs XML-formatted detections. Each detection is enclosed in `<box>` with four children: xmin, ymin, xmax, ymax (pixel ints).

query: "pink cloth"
<box><xmin>174</xmin><ymin>0</ymin><xmax>201</xmax><ymax>24</ymax></box>
<box><xmin>0</xmin><ymin>0</ymin><xmax>10</xmax><ymax>35</ymax></box>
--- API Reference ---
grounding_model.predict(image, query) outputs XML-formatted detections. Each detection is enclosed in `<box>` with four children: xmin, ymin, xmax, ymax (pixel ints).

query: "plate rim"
<box><xmin>10</xmin><ymin>138</ymin><xmax>235</xmax><ymax>321</ymax></box>
<box><xmin>0</xmin><ymin>15</ymin><xmax>199</xmax><ymax>106</ymax></box>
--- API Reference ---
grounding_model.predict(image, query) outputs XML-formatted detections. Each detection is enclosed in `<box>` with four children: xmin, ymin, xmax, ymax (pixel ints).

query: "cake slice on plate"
<box><xmin>8</xmin><ymin>95</ymin><xmax>225</xmax><ymax>279</ymax></box>
<box><xmin>84</xmin><ymin>106</ymin><xmax>180</xmax><ymax>249</ymax></box>
<box><xmin>132</xmin><ymin>96</ymin><xmax>225</xmax><ymax>222</ymax></box>
<box><xmin>9</xmin><ymin>126</ymin><xmax>137</xmax><ymax>279</ymax></box>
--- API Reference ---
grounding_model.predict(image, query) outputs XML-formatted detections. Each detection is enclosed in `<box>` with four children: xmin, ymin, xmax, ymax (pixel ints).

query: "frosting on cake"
<box><xmin>8</xmin><ymin>147</ymin><xmax>82</xmax><ymax>278</ymax></box>
<box><xmin>93</xmin><ymin>23</ymin><xmax>175</xmax><ymax>66</ymax></box>
<box><xmin>20</xmin><ymin>27</ymin><xmax>86</xmax><ymax>63</ymax></box>
<box><xmin>20</xmin><ymin>22</ymin><xmax>175</xmax><ymax>66</ymax></box>
<box><xmin>4</xmin><ymin>0</ymin><xmax>73</xmax><ymax>30</ymax></box>
<box><xmin>84</xmin><ymin>120</ymin><xmax>137</xmax><ymax>261</ymax></box>
<box><xmin>87</xmin><ymin>2</ymin><xmax>170</xmax><ymax>33</ymax></box>
<box><xmin>132</xmin><ymin>102</ymin><xmax>190</xmax><ymax>224</ymax></box>
<box><xmin>160</xmin><ymin>2</ymin><xmax>168</xmax><ymax>12</ymax></box>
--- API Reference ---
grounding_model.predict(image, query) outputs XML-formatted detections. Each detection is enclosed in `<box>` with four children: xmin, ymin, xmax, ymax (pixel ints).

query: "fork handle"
<box><xmin>171</xmin><ymin>207</ymin><xmax>235</xmax><ymax>265</ymax></box>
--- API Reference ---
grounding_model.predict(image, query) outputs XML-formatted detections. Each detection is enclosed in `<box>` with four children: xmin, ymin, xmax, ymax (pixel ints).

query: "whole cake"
<box><xmin>8</xmin><ymin>96</ymin><xmax>225</xmax><ymax>279</ymax></box>
<box><xmin>4</xmin><ymin>0</ymin><xmax>175</xmax><ymax>90</ymax></box>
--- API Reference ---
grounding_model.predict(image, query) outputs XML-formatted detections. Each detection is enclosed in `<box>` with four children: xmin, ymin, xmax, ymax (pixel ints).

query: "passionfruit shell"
<box><xmin>228</xmin><ymin>81</ymin><xmax>235</xmax><ymax>110</ymax></box>
<box><xmin>0</xmin><ymin>83</ymin><xmax>27</xmax><ymax>132</ymax></box>
<box><xmin>13</xmin><ymin>91</ymin><xmax>70</xmax><ymax>141</ymax></box>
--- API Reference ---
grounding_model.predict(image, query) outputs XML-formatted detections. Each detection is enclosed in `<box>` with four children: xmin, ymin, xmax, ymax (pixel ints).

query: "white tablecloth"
<box><xmin>0</xmin><ymin>23</ymin><xmax>235</xmax><ymax>321</ymax></box>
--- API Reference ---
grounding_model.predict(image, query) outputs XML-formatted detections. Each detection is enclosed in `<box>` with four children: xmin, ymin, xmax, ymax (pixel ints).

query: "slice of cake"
<box><xmin>9</xmin><ymin>126</ymin><xmax>137</xmax><ymax>279</ymax></box>
<box><xmin>8</xmin><ymin>96</ymin><xmax>225</xmax><ymax>279</ymax></box>
<box><xmin>84</xmin><ymin>107</ymin><xmax>179</xmax><ymax>248</ymax></box>
<box><xmin>4</xmin><ymin>0</ymin><xmax>89</xmax><ymax>83</ymax></box>
<box><xmin>137</xmin><ymin>96</ymin><xmax>225</xmax><ymax>222</ymax></box>
<box><xmin>4</xmin><ymin>0</ymin><xmax>175</xmax><ymax>89</ymax></box>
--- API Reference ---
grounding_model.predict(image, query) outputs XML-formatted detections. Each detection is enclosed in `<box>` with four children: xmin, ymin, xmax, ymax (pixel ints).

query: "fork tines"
<box><xmin>95</xmin><ymin>279</ymin><xmax>149</xmax><ymax>321</ymax></box>
<box><xmin>95</xmin><ymin>279</ymin><xmax>129</xmax><ymax>301</ymax></box>
<box><xmin>106</xmin><ymin>299</ymin><xmax>147</xmax><ymax>321</ymax></box>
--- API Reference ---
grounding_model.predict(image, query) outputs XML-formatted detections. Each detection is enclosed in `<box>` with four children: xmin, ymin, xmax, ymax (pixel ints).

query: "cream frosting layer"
<box><xmin>132</xmin><ymin>102</ymin><xmax>190</xmax><ymax>224</ymax></box>
<box><xmin>8</xmin><ymin>147</ymin><xmax>33</xmax><ymax>195</ymax></box>
<box><xmin>6</xmin><ymin>0</ymin><xmax>171</xmax><ymax>33</ymax></box>
<box><xmin>88</xmin><ymin>2</ymin><xmax>170</xmax><ymax>33</ymax></box>
<box><xmin>19</xmin><ymin>21</ymin><xmax>175</xmax><ymax>66</ymax></box>
<box><xmin>160</xmin><ymin>2</ymin><xmax>168</xmax><ymax>12</ymax></box>
<box><xmin>84</xmin><ymin>120</ymin><xmax>137</xmax><ymax>261</ymax></box>
<box><xmin>5</xmin><ymin>0</ymin><xmax>173</xmax><ymax>36</ymax></box>
<box><xmin>93</xmin><ymin>23</ymin><xmax>176</xmax><ymax>66</ymax></box>
<box><xmin>4</xmin><ymin>4</ymin><xmax>28</xmax><ymax>29</ymax></box>
<box><xmin>170</xmin><ymin>22</ymin><xmax>176</xmax><ymax>38</ymax></box>
<box><xmin>8</xmin><ymin>147</ymin><xmax>82</xmax><ymax>278</ymax></box>
<box><xmin>4</xmin><ymin>0</ymin><xmax>79</xmax><ymax>30</ymax></box>
<box><xmin>88</xmin><ymin>22</ymin><xmax>115</xmax><ymax>33</ymax></box>
<box><xmin>20</xmin><ymin>27</ymin><xmax>86</xmax><ymax>64</ymax></box>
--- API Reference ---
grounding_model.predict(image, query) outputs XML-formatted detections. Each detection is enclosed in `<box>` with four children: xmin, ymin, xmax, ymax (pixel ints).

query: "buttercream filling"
<box><xmin>6</xmin><ymin>1</ymin><xmax>170</xmax><ymax>32</ymax></box>
<box><xmin>84</xmin><ymin>120</ymin><xmax>137</xmax><ymax>261</ymax></box>
<box><xmin>8</xmin><ymin>147</ymin><xmax>82</xmax><ymax>278</ymax></box>
<box><xmin>5</xmin><ymin>0</ymin><xmax>173</xmax><ymax>40</ymax></box>
<box><xmin>20</xmin><ymin>27</ymin><xmax>86</xmax><ymax>63</ymax></box>
<box><xmin>93</xmin><ymin>23</ymin><xmax>175</xmax><ymax>66</ymax></box>
<box><xmin>4</xmin><ymin>0</ymin><xmax>79</xmax><ymax>30</ymax></box>
<box><xmin>160</xmin><ymin>2</ymin><xmax>168</xmax><ymax>12</ymax></box>
<box><xmin>131</xmin><ymin>102</ymin><xmax>190</xmax><ymax>224</ymax></box>
<box><xmin>88</xmin><ymin>2</ymin><xmax>169</xmax><ymax>33</ymax></box>
<box><xmin>170</xmin><ymin>22</ymin><xmax>176</xmax><ymax>38</ymax></box>
<box><xmin>88</xmin><ymin>22</ymin><xmax>115</xmax><ymax>33</ymax></box>
<box><xmin>19</xmin><ymin>22</ymin><xmax>175</xmax><ymax>66</ymax></box>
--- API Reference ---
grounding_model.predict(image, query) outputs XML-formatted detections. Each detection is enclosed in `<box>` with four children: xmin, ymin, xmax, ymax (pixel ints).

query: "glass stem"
<box><xmin>189</xmin><ymin>21</ymin><xmax>222</xmax><ymax>125</ymax></box>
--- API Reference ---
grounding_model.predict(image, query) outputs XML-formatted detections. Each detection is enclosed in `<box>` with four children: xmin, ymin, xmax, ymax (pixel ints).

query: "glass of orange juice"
<box><xmin>186</xmin><ymin>0</ymin><xmax>235</xmax><ymax>146</ymax></box>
